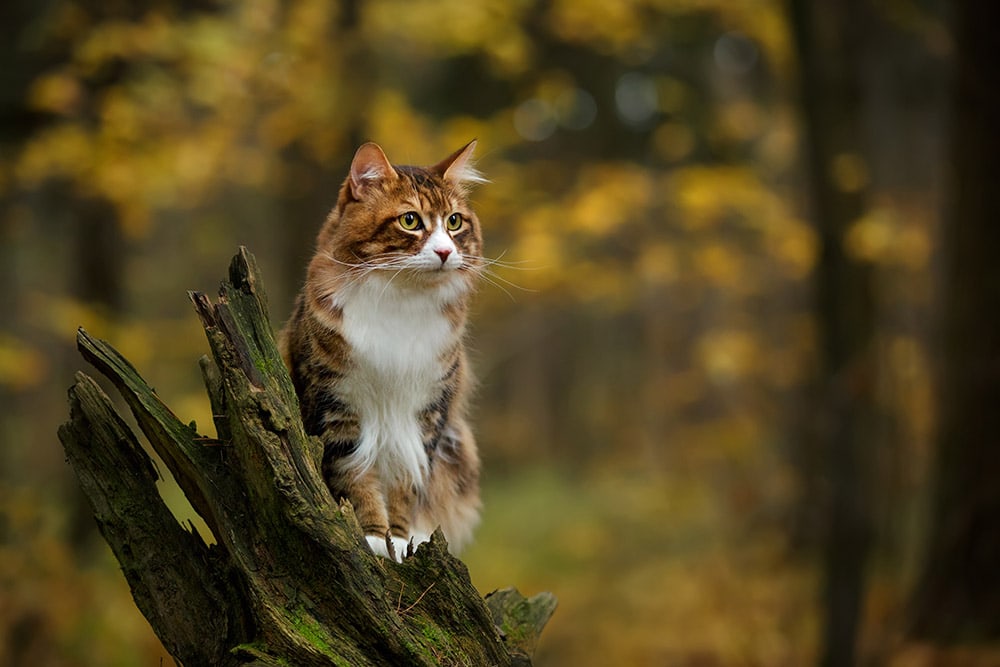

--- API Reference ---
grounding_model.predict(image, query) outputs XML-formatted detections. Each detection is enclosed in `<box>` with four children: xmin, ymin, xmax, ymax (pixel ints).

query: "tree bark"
<box><xmin>58</xmin><ymin>247</ymin><xmax>555</xmax><ymax>666</ymax></box>
<box><xmin>788</xmin><ymin>1</ymin><xmax>877</xmax><ymax>665</ymax></box>
<box><xmin>908</xmin><ymin>0</ymin><xmax>1000</xmax><ymax>642</ymax></box>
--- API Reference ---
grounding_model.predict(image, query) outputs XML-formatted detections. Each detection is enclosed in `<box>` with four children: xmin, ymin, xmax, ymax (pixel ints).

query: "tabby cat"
<box><xmin>279</xmin><ymin>141</ymin><xmax>485</xmax><ymax>561</ymax></box>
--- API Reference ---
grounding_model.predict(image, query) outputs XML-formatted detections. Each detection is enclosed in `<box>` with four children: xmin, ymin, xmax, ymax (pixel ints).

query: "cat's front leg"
<box><xmin>387</xmin><ymin>484</ymin><xmax>419</xmax><ymax>559</ymax></box>
<box><xmin>322</xmin><ymin>449</ymin><xmax>403</xmax><ymax>561</ymax></box>
<box><xmin>414</xmin><ymin>421</ymin><xmax>481</xmax><ymax>554</ymax></box>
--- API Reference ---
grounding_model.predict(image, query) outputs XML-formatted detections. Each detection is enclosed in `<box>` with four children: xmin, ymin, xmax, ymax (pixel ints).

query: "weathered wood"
<box><xmin>59</xmin><ymin>372</ymin><xmax>252</xmax><ymax>666</ymax></box>
<box><xmin>485</xmin><ymin>589</ymin><xmax>558</xmax><ymax>666</ymax></box>
<box><xmin>58</xmin><ymin>246</ymin><xmax>554</xmax><ymax>665</ymax></box>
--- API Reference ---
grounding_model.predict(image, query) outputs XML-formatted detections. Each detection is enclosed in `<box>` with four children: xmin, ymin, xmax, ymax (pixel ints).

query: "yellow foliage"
<box><xmin>569</xmin><ymin>261</ymin><xmax>633</xmax><ymax>309</ymax></box>
<box><xmin>285</xmin><ymin>0</ymin><xmax>336</xmax><ymax>48</ymax></box>
<box><xmin>223</xmin><ymin>146</ymin><xmax>272</xmax><ymax>188</ymax></box>
<box><xmin>769</xmin><ymin>219</ymin><xmax>818</xmax><ymax>279</ymax></box>
<box><xmin>368</xmin><ymin>90</ymin><xmax>436</xmax><ymax>161</ymax></box>
<box><xmin>694</xmin><ymin>242</ymin><xmax>747</xmax><ymax>290</ymax></box>
<box><xmin>845</xmin><ymin>206</ymin><xmax>917</xmax><ymax>266</ymax></box>
<box><xmin>830</xmin><ymin>151</ymin><xmax>871</xmax><ymax>193</ymax></box>
<box><xmin>653</xmin><ymin>121</ymin><xmax>696</xmax><ymax>162</ymax></box>
<box><xmin>98</xmin><ymin>89</ymin><xmax>143</xmax><ymax>143</ymax></box>
<box><xmin>638</xmin><ymin>242</ymin><xmax>681</xmax><ymax>285</ymax></box>
<box><xmin>662</xmin><ymin>368</ymin><xmax>708</xmax><ymax>408</ymax></box>
<box><xmin>569</xmin><ymin>165</ymin><xmax>653</xmax><ymax>235</ymax></box>
<box><xmin>893</xmin><ymin>223</ymin><xmax>933</xmax><ymax>270</ymax></box>
<box><xmin>75</xmin><ymin>21</ymin><xmax>134</xmax><ymax>74</ymax></box>
<box><xmin>673</xmin><ymin>166</ymin><xmax>759</xmax><ymax>229</ymax></box>
<box><xmin>758</xmin><ymin>111</ymin><xmax>799</xmax><ymax>170</ymax></box>
<box><xmin>764</xmin><ymin>315</ymin><xmax>815</xmax><ymax>388</ymax></box>
<box><xmin>717</xmin><ymin>97</ymin><xmax>765</xmax><ymax>142</ymax></box>
<box><xmin>32</xmin><ymin>294</ymin><xmax>109</xmax><ymax>342</ymax></box>
<box><xmin>698</xmin><ymin>328</ymin><xmax>760</xmax><ymax>384</ymax></box>
<box><xmin>366</xmin><ymin>0</ymin><xmax>534</xmax><ymax>75</ymax></box>
<box><xmin>15</xmin><ymin>123</ymin><xmax>92</xmax><ymax>185</ymax></box>
<box><xmin>736</xmin><ymin>0</ymin><xmax>796</xmax><ymax>73</ymax></box>
<box><xmin>514</xmin><ymin>210</ymin><xmax>565</xmax><ymax>290</ymax></box>
<box><xmin>441</xmin><ymin>116</ymin><xmax>494</xmax><ymax>155</ymax></box>
<box><xmin>0</xmin><ymin>486</ymin><xmax>166</xmax><ymax>664</ymax></box>
<box><xmin>0</xmin><ymin>336</ymin><xmax>48</xmax><ymax>390</ymax></box>
<box><xmin>26</xmin><ymin>71</ymin><xmax>82</xmax><ymax>115</ymax></box>
<box><xmin>670</xmin><ymin>165</ymin><xmax>819</xmax><ymax>281</ymax></box>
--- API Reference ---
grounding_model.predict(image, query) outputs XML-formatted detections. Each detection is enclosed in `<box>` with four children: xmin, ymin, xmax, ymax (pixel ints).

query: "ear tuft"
<box><xmin>432</xmin><ymin>140</ymin><xmax>488</xmax><ymax>188</ymax></box>
<box><xmin>349</xmin><ymin>142</ymin><xmax>397</xmax><ymax>198</ymax></box>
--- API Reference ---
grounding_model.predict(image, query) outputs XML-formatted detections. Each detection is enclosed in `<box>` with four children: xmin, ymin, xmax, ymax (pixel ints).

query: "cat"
<box><xmin>279</xmin><ymin>140</ymin><xmax>486</xmax><ymax>561</ymax></box>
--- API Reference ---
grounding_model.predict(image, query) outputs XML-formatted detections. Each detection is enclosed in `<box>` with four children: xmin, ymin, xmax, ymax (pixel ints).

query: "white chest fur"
<box><xmin>331</xmin><ymin>275</ymin><xmax>463</xmax><ymax>486</ymax></box>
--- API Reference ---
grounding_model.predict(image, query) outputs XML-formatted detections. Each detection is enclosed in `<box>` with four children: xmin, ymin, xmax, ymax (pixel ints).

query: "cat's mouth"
<box><xmin>415</xmin><ymin>255</ymin><xmax>462</xmax><ymax>275</ymax></box>
<box><xmin>418</xmin><ymin>263</ymin><xmax>462</xmax><ymax>281</ymax></box>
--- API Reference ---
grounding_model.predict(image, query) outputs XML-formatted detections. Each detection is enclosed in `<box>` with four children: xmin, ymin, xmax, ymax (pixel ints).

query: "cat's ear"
<box><xmin>432</xmin><ymin>140</ymin><xmax>488</xmax><ymax>188</ymax></box>
<box><xmin>349</xmin><ymin>142</ymin><xmax>398</xmax><ymax>198</ymax></box>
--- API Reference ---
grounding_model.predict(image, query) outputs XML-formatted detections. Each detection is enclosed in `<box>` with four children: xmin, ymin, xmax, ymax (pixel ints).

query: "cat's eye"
<box><xmin>446</xmin><ymin>213</ymin><xmax>464</xmax><ymax>232</ymax></box>
<box><xmin>398</xmin><ymin>211</ymin><xmax>423</xmax><ymax>231</ymax></box>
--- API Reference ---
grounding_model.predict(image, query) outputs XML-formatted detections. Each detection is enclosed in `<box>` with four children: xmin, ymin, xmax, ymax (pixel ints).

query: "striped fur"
<box><xmin>279</xmin><ymin>141</ymin><xmax>483</xmax><ymax>559</ymax></box>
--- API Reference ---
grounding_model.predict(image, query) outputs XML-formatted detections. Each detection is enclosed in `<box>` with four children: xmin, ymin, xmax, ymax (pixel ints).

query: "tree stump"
<box><xmin>57</xmin><ymin>247</ymin><xmax>555</xmax><ymax>666</ymax></box>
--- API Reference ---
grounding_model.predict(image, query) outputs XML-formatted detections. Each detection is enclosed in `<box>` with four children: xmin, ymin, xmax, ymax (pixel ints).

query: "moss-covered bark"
<box><xmin>58</xmin><ymin>247</ymin><xmax>554</xmax><ymax>666</ymax></box>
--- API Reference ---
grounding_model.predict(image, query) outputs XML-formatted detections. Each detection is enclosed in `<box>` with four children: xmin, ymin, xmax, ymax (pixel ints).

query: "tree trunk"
<box><xmin>58</xmin><ymin>247</ymin><xmax>555</xmax><ymax>666</ymax></box>
<box><xmin>908</xmin><ymin>0</ymin><xmax>1000</xmax><ymax>642</ymax></box>
<box><xmin>788</xmin><ymin>1</ymin><xmax>877</xmax><ymax>665</ymax></box>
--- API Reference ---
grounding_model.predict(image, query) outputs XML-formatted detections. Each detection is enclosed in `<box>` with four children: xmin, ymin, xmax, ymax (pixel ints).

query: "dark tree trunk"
<box><xmin>72</xmin><ymin>196</ymin><xmax>126</xmax><ymax>314</ymax></box>
<box><xmin>788</xmin><ymin>1</ymin><xmax>877</xmax><ymax>665</ymax></box>
<box><xmin>58</xmin><ymin>248</ymin><xmax>555</xmax><ymax>666</ymax></box>
<box><xmin>64</xmin><ymin>195</ymin><xmax>128</xmax><ymax>550</ymax></box>
<box><xmin>908</xmin><ymin>1</ymin><xmax>1000</xmax><ymax>641</ymax></box>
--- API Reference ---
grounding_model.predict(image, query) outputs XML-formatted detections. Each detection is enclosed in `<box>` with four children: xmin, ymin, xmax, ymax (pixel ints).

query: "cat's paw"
<box><xmin>365</xmin><ymin>534</ymin><xmax>411</xmax><ymax>562</ymax></box>
<box><xmin>409</xmin><ymin>531</ymin><xmax>431</xmax><ymax>551</ymax></box>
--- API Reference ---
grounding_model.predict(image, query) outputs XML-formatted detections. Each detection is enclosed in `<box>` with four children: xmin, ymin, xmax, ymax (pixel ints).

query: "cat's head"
<box><xmin>313</xmin><ymin>141</ymin><xmax>486</xmax><ymax>296</ymax></box>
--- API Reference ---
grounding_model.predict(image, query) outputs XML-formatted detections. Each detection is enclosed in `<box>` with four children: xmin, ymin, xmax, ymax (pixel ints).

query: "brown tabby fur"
<box><xmin>278</xmin><ymin>141</ymin><xmax>485</xmax><ymax>559</ymax></box>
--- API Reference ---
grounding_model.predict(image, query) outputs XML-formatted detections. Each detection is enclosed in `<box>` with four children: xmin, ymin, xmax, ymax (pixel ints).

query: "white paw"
<box><xmin>410</xmin><ymin>532</ymin><xmax>431</xmax><ymax>551</ymax></box>
<box><xmin>390</xmin><ymin>535</ymin><xmax>411</xmax><ymax>561</ymax></box>
<box><xmin>365</xmin><ymin>534</ymin><xmax>411</xmax><ymax>562</ymax></box>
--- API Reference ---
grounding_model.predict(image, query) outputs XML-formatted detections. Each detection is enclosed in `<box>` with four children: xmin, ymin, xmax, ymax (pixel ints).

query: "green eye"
<box><xmin>446</xmin><ymin>213</ymin><xmax>464</xmax><ymax>232</ymax></box>
<box><xmin>398</xmin><ymin>211</ymin><xmax>422</xmax><ymax>231</ymax></box>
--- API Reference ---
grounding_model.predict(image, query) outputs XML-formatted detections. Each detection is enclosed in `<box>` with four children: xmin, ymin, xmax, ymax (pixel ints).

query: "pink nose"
<box><xmin>434</xmin><ymin>248</ymin><xmax>452</xmax><ymax>263</ymax></box>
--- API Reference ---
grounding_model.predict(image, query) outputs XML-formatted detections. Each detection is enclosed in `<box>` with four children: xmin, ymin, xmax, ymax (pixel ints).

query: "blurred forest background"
<box><xmin>2</xmin><ymin>0</ymin><xmax>998</xmax><ymax>665</ymax></box>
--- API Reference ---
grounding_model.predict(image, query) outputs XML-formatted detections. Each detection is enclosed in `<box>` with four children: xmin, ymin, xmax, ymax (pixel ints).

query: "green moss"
<box><xmin>407</xmin><ymin>615</ymin><xmax>479</xmax><ymax>666</ymax></box>
<box><xmin>235</xmin><ymin>627</ymin><xmax>357</xmax><ymax>667</ymax></box>
<box><xmin>252</xmin><ymin>351</ymin><xmax>268</xmax><ymax>373</ymax></box>
<box><xmin>287</xmin><ymin>605</ymin><xmax>334</xmax><ymax>654</ymax></box>
<box><xmin>281</xmin><ymin>605</ymin><xmax>358</xmax><ymax>667</ymax></box>
<box><xmin>418</xmin><ymin>619</ymin><xmax>447</xmax><ymax>645</ymax></box>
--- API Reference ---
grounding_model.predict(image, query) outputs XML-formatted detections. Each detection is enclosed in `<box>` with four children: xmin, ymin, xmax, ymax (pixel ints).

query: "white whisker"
<box><xmin>458</xmin><ymin>254</ymin><xmax>536</xmax><ymax>301</ymax></box>
<box><xmin>484</xmin><ymin>268</ymin><xmax>535</xmax><ymax>293</ymax></box>
<box><xmin>475</xmin><ymin>271</ymin><xmax>517</xmax><ymax>302</ymax></box>
<box><xmin>465</xmin><ymin>251</ymin><xmax>541</xmax><ymax>273</ymax></box>
<box><xmin>378</xmin><ymin>263</ymin><xmax>415</xmax><ymax>301</ymax></box>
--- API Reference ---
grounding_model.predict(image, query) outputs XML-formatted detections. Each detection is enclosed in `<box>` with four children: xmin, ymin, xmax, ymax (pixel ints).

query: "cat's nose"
<box><xmin>434</xmin><ymin>248</ymin><xmax>452</xmax><ymax>264</ymax></box>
